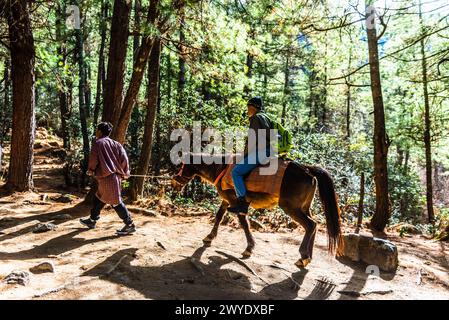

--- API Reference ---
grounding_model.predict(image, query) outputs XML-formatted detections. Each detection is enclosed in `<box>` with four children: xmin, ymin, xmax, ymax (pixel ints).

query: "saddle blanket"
<box><xmin>221</xmin><ymin>158</ymin><xmax>290</xmax><ymax>197</ymax></box>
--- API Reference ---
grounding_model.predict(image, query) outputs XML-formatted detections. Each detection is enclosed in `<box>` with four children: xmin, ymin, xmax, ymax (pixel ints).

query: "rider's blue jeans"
<box><xmin>232</xmin><ymin>148</ymin><xmax>270</xmax><ymax>199</ymax></box>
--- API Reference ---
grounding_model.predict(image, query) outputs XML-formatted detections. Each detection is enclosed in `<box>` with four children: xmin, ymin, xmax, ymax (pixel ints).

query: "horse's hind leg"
<box><xmin>203</xmin><ymin>201</ymin><xmax>228</xmax><ymax>246</ymax></box>
<box><xmin>283</xmin><ymin>206</ymin><xmax>317</xmax><ymax>268</ymax></box>
<box><xmin>237</xmin><ymin>214</ymin><xmax>255</xmax><ymax>258</ymax></box>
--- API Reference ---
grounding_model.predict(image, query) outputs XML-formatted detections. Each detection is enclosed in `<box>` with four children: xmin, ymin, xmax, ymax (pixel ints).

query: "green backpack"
<box><xmin>261</xmin><ymin>114</ymin><xmax>293</xmax><ymax>156</ymax></box>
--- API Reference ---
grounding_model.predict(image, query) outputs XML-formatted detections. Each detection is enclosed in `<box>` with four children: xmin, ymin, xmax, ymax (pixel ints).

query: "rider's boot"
<box><xmin>227</xmin><ymin>196</ymin><xmax>250</xmax><ymax>214</ymax></box>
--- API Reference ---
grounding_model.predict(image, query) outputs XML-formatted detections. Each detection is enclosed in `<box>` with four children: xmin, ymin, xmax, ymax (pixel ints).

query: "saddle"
<box><xmin>219</xmin><ymin>157</ymin><xmax>291</xmax><ymax>197</ymax></box>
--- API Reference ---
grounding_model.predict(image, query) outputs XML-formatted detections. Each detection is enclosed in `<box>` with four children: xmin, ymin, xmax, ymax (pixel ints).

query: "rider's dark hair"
<box><xmin>97</xmin><ymin>122</ymin><xmax>113</xmax><ymax>137</ymax></box>
<box><xmin>247</xmin><ymin>97</ymin><xmax>264</xmax><ymax>111</ymax></box>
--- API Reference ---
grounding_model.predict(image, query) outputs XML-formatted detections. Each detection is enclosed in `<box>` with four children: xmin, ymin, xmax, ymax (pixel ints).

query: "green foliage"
<box><xmin>2</xmin><ymin>0</ymin><xmax>449</xmax><ymax>229</ymax></box>
<box><xmin>388</xmin><ymin>164</ymin><xmax>426</xmax><ymax>224</ymax></box>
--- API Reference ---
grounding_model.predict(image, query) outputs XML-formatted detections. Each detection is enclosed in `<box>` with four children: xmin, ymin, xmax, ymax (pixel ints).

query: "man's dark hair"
<box><xmin>247</xmin><ymin>97</ymin><xmax>264</xmax><ymax>111</ymax></box>
<box><xmin>97</xmin><ymin>122</ymin><xmax>113</xmax><ymax>136</ymax></box>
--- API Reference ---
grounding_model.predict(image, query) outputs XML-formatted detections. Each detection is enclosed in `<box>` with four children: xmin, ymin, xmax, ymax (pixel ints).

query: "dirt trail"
<box><xmin>0</xmin><ymin>138</ymin><xmax>448</xmax><ymax>300</ymax></box>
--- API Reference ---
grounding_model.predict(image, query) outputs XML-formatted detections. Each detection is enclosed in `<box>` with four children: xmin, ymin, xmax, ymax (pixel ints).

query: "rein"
<box><xmin>174</xmin><ymin>163</ymin><xmax>191</xmax><ymax>184</ymax></box>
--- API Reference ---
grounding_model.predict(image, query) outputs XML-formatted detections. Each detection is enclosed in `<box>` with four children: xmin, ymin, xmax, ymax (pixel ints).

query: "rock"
<box><xmin>35</xmin><ymin>128</ymin><xmax>48</xmax><ymax>140</ymax></box>
<box><xmin>4</xmin><ymin>271</ymin><xmax>30</xmax><ymax>286</ymax></box>
<box><xmin>53</xmin><ymin>194</ymin><xmax>74</xmax><ymax>203</ymax></box>
<box><xmin>128</xmin><ymin>207</ymin><xmax>158</xmax><ymax>217</ymax></box>
<box><xmin>34</xmin><ymin>141</ymin><xmax>49</xmax><ymax>149</ymax></box>
<box><xmin>48</xmin><ymin>141</ymin><xmax>60</xmax><ymax>148</ymax></box>
<box><xmin>342</xmin><ymin>233</ymin><xmax>399</xmax><ymax>272</ymax></box>
<box><xmin>392</xmin><ymin>223</ymin><xmax>422</xmax><ymax>236</ymax></box>
<box><xmin>249</xmin><ymin>217</ymin><xmax>265</xmax><ymax>231</ymax></box>
<box><xmin>53</xmin><ymin>214</ymin><xmax>73</xmax><ymax>220</ymax></box>
<box><xmin>33</xmin><ymin>222</ymin><xmax>57</xmax><ymax>233</ymax></box>
<box><xmin>30</xmin><ymin>262</ymin><xmax>55</xmax><ymax>274</ymax></box>
<box><xmin>161</xmin><ymin>210</ymin><xmax>172</xmax><ymax>217</ymax></box>
<box><xmin>50</xmin><ymin>148</ymin><xmax>67</xmax><ymax>159</ymax></box>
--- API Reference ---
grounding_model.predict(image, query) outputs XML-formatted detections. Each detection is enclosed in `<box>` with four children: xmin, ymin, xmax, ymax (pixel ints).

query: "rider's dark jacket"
<box><xmin>244</xmin><ymin>111</ymin><xmax>272</xmax><ymax>156</ymax></box>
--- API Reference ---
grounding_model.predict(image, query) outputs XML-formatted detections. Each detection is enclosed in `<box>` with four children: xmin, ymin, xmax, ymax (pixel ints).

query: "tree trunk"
<box><xmin>4</xmin><ymin>0</ymin><xmax>36</xmax><ymax>192</ymax></box>
<box><xmin>85</xmin><ymin>64</ymin><xmax>92</xmax><ymax>119</ymax></box>
<box><xmin>178</xmin><ymin>10</ymin><xmax>186</xmax><ymax>112</ymax></box>
<box><xmin>102</xmin><ymin>0</ymin><xmax>132</xmax><ymax>127</ymax></box>
<box><xmin>111</xmin><ymin>37</ymin><xmax>153</xmax><ymax>144</ymax></box>
<box><xmin>112</xmin><ymin>0</ymin><xmax>159</xmax><ymax>144</ymax></box>
<box><xmin>93</xmin><ymin>0</ymin><xmax>108</xmax><ymax>129</ymax></box>
<box><xmin>153</xmin><ymin>74</ymin><xmax>162</xmax><ymax>175</ymax></box>
<box><xmin>419</xmin><ymin>0</ymin><xmax>434</xmax><ymax>223</ymax></box>
<box><xmin>152</xmin><ymin>50</ymin><xmax>170</xmax><ymax>175</ymax></box>
<box><xmin>75</xmin><ymin>4</ymin><xmax>90</xmax><ymax>183</ymax></box>
<box><xmin>263</xmin><ymin>61</ymin><xmax>268</xmax><ymax>103</ymax></box>
<box><xmin>130</xmin><ymin>38</ymin><xmax>161</xmax><ymax>200</ymax></box>
<box><xmin>133</xmin><ymin>0</ymin><xmax>141</xmax><ymax>59</ymax></box>
<box><xmin>356</xmin><ymin>172</ymin><xmax>365</xmax><ymax>234</ymax></box>
<box><xmin>56</xmin><ymin>3</ymin><xmax>70</xmax><ymax>149</ymax></box>
<box><xmin>166</xmin><ymin>51</ymin><xmax>172</xmax><ymax>106</ymax></box>
<box><xmin>404</xmin><ymin>149</ymin><xmax>410</xmax><ymax>173</ymax></box>
<box><xmin>366</xmin><ymin>3</ymin><xmax>390</xmax><ymax>232</ymax></box>
<box><xmin>396</xmin><ymin>144</ymin><xmax>404</xmax><ymax>167</ymax></box>
<box><xmin>281</xmin><ymin>52</ymin><xmax>290</xmax><ymax>126</ymax></box>
<box><xmin>433</xmin><ymin>160</ymin><xmax>439</xmax><ymax>193</ymax></box>
<box><xmin>243</xmin><ymin>28</ymin><xmax>254</xmax><ymax>97</ymax></box>
<box><xmin>346</xmin><ymin>49</ymin><xmax>353</xmax><ymax>139</ymax></box>
<box><xmin>0</xmin><ymin>59</ymin><xmax>11</xmax><ymax>146</ymax></box>
<box><xmin>129</xmin><ymin>0</ymin><xmax>142</xmax><ymax>154</ymax></box>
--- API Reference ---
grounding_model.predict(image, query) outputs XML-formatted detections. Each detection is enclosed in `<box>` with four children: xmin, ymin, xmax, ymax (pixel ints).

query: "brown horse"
<box><xmin>171</xmin><ymin>154</ymin><xmax>343</xmax><ymax>268</ymax></box>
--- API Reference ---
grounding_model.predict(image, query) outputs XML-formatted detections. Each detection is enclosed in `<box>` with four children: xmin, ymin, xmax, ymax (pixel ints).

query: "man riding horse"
<box><xmin>228</xmin><ymin>97</ymin><xmax>273</xmax><ymax>215</ymax></box>
<box><xmin>171</xmin><ymin>97</ymin><xmax>343</xmax><ymax>268</ymax></box>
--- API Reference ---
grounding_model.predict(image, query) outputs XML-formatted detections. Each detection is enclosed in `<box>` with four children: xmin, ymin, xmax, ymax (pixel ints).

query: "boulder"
<box><xmin>33</xmin><ymin>222</ymin><xmax>57</xmax><ymax>233</ymax></box>
<box><xmin>342</xmin><ymin>233</ymin><xmax>399</xmax><ymax>272</ymax></box>
<box><xmin>4</xmin><ymin>271</ymin><xmax>30</xmax><ymax>286</ymax></box>
<box><xmin>30</xmin><ymin>262</ymin><xmax>55</xmax><ymax>274</ymax></box>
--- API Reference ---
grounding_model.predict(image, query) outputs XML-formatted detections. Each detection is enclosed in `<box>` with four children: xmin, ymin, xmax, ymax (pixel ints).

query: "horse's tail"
<box><xmin>306</xmin><ymin>165</ymin><xmax>344</xmax><ymax>256</ymax></box>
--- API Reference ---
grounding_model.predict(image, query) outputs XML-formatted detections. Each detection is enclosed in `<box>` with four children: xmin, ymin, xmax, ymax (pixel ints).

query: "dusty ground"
<box><xmin>0</xmin><ymin>134</ymin><xmax>448</xmax><ymax>300</ymax></box>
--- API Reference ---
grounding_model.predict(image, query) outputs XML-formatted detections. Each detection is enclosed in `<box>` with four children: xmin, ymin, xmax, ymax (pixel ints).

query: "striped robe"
<box><xmin>88</xmin><ymin>137</ymin><xmax>130</xmax><ymax>205</ymax></box>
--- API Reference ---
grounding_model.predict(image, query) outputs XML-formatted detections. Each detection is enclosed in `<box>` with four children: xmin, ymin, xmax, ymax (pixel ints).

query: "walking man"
<box><xmin>80</xmin><ymin>122</ymin><xmax>136</xmax><ymax>235</ymax></box>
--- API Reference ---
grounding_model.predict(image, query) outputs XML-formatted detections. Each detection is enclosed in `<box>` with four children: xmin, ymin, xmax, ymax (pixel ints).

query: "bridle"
<box><xmin>174</xmin><ymin>163</ymin><xmax>192</xmax><ymax>185</ymax></box>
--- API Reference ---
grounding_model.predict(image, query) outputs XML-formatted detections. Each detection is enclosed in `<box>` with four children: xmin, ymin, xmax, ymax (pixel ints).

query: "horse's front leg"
<box><xmin>203</xmin><ymin>201</ymin><xmax>228</xmax><ymax>246</ymax></box>
<box><xmin>237</xmin><ymin>214</ymin><xmax>255</xmax><ymax>258</ymax></box>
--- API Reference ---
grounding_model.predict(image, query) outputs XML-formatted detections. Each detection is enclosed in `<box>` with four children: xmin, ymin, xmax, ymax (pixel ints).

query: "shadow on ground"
<box><xmin>0</xmin><ymin>202</ymin><xmax>90</xmax><ymax>242</ymax></box>
<box><xmin>0</xmin><ymin>228</ymin><xmax>119</xmax><ymax>260</ymax></box>
<box><xmin>82</xmin><ymin>246</ymin><xmax>311</xmax><ymax>300</ymax></box>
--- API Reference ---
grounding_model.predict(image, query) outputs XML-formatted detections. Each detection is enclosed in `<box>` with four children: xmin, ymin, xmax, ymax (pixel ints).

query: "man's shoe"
<box><xmin>80</xmin><ymin>217</ymin><xmax>96</xmax><ymax>229</ymax></box>
<box><xmin>227</xmin><ymin>197</ymin><xmax>250</xmax><ymax>214</ymax></box>
<box><xmin>116</xmin><ymin>223</ymin><xmax>136</xmax><ymax>236</ymax></box>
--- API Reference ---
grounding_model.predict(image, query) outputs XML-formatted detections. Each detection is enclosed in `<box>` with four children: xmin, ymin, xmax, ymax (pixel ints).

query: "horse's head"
<box><xmin>171</xmin><ymin>163</ymin><xmax>198</xmax><ymax>191</ymax></box>
<box><xmin>171</xmin><ymin>153</ymin><xmax>231</xmax><ymax>191</ymax></box>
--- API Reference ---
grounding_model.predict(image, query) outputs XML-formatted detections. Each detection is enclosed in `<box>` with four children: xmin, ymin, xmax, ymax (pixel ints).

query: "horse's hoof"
<box><xmin>295</xmin><ymin>258</ymin><xmax>312</xmax><ymax>269</ymax></box>
<box><xmin>242</xmin><ymin>249</ymin><xmax>253</xmax><ymax>258</ymax></box>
